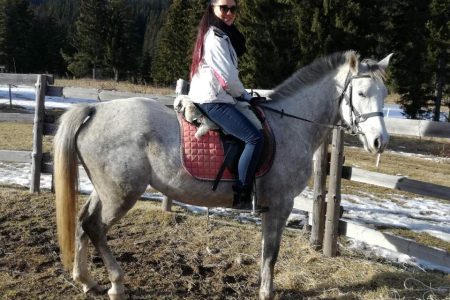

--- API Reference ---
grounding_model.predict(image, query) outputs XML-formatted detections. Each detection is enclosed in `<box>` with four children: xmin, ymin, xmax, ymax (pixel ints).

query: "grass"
<box><xmin>54</xmin><ymin>78</ymin><xmax>174</xmax><ymax>95</ymax></box>
<box><xmin>0</xmin><ymin>123</ymin><xmax>53</xmax><ymax>152</ymax></box>
<box><xmin>384</xmin><ymin>229</ymin><xmax>450</xmax><ymax>253</ymax></box>
<box><xmin>0</xmin><ymin>185</ymin><xmax>449</xmax><ymax>299</ymax></box>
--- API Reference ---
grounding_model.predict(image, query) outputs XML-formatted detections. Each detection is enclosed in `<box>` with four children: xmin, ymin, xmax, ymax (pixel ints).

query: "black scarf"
<box><xmin>209</xmin><ymin>15</ymin><xmax>246</xmax><ymax>57</ymax></box>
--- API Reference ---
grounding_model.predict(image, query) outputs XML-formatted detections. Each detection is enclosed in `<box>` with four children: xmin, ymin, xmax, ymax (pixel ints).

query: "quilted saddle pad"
<box><xmin>178</xmin><ymin>107</ymin><xmax>275</xmax><ymax>181</ymax></box>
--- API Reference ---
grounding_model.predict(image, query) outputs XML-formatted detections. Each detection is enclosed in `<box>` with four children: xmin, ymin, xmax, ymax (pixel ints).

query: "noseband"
<box><xmin>339</xmin><ymin>72</ymin><xmax>384</xmax><ymax>135</ymax></box>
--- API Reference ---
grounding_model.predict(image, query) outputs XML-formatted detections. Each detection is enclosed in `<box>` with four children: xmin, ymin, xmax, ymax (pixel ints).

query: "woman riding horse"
<box><xmin>189</xmin><ymin>0</ymin><xmax>266</xmax><ymax>211</ymax></box>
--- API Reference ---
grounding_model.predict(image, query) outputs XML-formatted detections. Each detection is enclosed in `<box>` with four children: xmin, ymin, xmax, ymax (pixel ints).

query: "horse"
<box><xmin>54</xmin><ymin>50</ymin><xmax>392</xmax><ymax>300</ymax></box>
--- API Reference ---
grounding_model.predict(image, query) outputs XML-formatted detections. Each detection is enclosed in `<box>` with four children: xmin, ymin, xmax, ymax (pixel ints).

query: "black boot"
<box><xmin>232</xmin><ymin>185</ymin><xmax>268</xmax><ymax>213</ymax></box>
<box><xmin>232</xmin><ymin>185</ymin><xmax>252</xmax><ymax>210</ymax></box>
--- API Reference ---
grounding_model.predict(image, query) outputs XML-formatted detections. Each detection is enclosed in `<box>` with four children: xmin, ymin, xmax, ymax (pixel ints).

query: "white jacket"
<box><xmin>188</xmin><ymin>26</ymin><xmax>247</xmax><ymax>104</ymax></box>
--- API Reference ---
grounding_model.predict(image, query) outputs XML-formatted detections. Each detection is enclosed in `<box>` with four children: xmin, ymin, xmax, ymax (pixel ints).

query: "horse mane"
<box><xmin>272</xmin><ymin>50</ymin><xmax>388</xmax><ymax>101</ymax></box>
<box><xmin>270</xmin><ymin>51</ymin><xmax>353</xmax><ymax>101</ymax></box>
<box><xmin>360</xmin><ymin>58</ymin><xmax>387</xmax><ymax>82</ymax></box>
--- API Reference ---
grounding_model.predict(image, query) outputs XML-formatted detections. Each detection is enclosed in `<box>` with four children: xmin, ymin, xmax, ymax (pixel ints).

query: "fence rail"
<box><xmin>296</xmin><ymin>196</ymin><xmax>450</xmax><ymax>269</ymax></box>
<box><xmin>0</xmin><ymin>150</ymin><xmax>30</xmax><ymax>162</ymax></box>
<box><xmin>342</xmin><ymin>166</ymin><xmax>450</xmax><ymax>201</ymax></box>
<box><xmin>385</xmin><ymin>118</ymin><xmax>450</xmax><ymax>139</ymax></box>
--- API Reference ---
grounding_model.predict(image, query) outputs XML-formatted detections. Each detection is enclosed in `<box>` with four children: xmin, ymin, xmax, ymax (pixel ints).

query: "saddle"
<box><xmin>177</xmin><ymin>105</ymin><xmax>275</xmax><ymax>189</ymax></box>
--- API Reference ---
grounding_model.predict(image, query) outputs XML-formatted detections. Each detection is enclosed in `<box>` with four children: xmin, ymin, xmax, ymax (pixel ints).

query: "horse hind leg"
<box><xmin>73</xmin><ymin>191</ymin><xmax>105</xmax><ymax>294</ymax></box>
<box><xmin>81</xmin><ymin>184</ymin><xmax>145</xmax><ymax>300</ymax></box>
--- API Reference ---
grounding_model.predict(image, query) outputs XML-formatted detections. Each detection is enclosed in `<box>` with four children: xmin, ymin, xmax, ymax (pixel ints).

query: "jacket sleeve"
<box><xmin>203</xmin><ymin>30</ymin><xmax>246</xmax><ymax>98</ymax></box>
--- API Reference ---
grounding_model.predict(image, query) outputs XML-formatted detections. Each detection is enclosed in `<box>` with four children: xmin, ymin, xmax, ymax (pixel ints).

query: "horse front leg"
<box><xmin>259</xmin><ymin>208</ymin><xmax>290</xmax><ymax>300</ymax></box>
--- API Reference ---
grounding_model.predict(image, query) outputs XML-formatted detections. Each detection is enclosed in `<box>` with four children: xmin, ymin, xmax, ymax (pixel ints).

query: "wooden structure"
<box><xmin>306</xmin><ymin>116</ymin><xmax>450</xmax><ymax>268</ymax></box>
<box><xmin>0</xmin><ymin>74</ymin><xmax>173</xmax><ymax>194</ymax></box>
<box><xmin>0</xmin><ymin>74</ymin><xmax>55</xmax><ymax>192</ymax></box>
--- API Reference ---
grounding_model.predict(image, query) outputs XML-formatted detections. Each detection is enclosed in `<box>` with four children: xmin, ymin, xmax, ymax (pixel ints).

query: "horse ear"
<box><xmin>348</xmin><ymin>51</ymin><xmax>359</xmax><ymax>74</ymax></box>
<box><xmin>378</xmin><ymin>53</ymin><xmax>394</xmax><ymax>71</ymax></box>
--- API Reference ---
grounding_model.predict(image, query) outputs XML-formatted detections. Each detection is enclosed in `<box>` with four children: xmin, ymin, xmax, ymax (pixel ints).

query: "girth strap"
<box><xmin>212</xmin><ymin>139</ymin><xmax>241</xmax><ymax>191</ymax></box>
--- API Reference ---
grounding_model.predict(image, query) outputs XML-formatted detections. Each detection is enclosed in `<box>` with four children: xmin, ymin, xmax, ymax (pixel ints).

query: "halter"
<box><xmin>339</xmin><ymin>72</ymin><xmax>384</xmax><ymax>135</ymax></box>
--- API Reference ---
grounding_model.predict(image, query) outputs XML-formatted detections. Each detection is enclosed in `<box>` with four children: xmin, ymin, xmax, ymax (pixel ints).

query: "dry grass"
<box><xmin>55</xmin><ymin>78</ymin><xmax>174</xmax><ymax>95</ymax></box>
<box><xmin>344</xmin><ymin>135</ymin><xmax>450</xmax><ymax>187</ymax></box>
<box><xmin>384</xmin><ymin>229</ymin><xmax>450</xmax><ymax>253</ymax></box>
<box><xmin>0</xmin><ymin>185</ymin><xmax>449</xmax><ymax>299</ymax></box>
<box><xmin>0</xmin><ymin>123</ymin><xmax>53</xmax><ymax>152</ymax></box>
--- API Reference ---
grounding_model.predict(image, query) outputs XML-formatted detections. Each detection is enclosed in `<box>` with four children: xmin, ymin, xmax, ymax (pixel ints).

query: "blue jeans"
<box><xmin>199</xmin><ymin>102</ymin><xmax>264</xmax><ymax>187</ymax></box>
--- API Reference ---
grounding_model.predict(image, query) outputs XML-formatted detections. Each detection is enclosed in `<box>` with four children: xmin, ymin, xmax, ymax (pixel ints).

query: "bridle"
<box><xmin>339</xmin><ymin>72</ymin><xmax>384</xmax><ymax>135</ymax></box>
<box><xmin>259</xmin><ymin>71</ymin><xmax>384</xmax><ymax>135</ymax></box>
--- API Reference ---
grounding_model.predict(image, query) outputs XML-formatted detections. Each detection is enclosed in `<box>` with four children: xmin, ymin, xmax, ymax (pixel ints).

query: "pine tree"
<box><xmin>140</xmin><ymin>0</ymin><xmax>171</xmax><ymax>83</ymax></box>
<box><xmin>238</xmin><ymin>0</ymin><xmax>298</xmax><ymax>88</ymax></box>
<box><xmin>0</xmin><ymin>0</ymin><xmax>7</xmax><ymax>67</ymax></box>
<box><xmin>151</xmin><ymin>0</ymin><xmax>192</xmax><ymax>85</ymax></box>
<box><xmin>28</xmin><ymin>15</ymin><xmax>67</xmax><ymax>74</ymax></box>
<box><xmin>292</xmin><ymin>0</ymin><xmax>364</xmax><ymax>66</ymax></box>
<box><xmin>426</xmin><ymin>0</ymin><xmax>449</xmax><ymax>121</ymax></box>
<box><xmin>69</xmin><ymin>0</ymin><xmax>108</xmax><ymax>79</ymax></box>
<box><xmin>105</xmin><ymin>0</ymin><xmax>134</xmax><ymax>81</ymax></box>
<box><xmin>0</xmin><ymin>0</ymin><xmax>33</xmax><ymax>72</ymax></box>
<box><xmin>381</xmin><ymin>0</ymin><xmax>430</xmax><ymax>118</ymax></box>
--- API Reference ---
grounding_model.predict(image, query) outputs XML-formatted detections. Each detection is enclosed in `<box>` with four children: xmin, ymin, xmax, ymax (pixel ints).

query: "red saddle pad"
<box><xmin>178</xmin><ymin>107</ymin><xmax>275</xmax><ymax>181</ymax></box>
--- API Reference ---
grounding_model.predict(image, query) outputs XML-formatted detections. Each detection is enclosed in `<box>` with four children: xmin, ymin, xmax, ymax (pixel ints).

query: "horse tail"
<box><xmin>54</xmin><ymin>105</ymin><xmax>94</xmax><ymax>270</ymax></box>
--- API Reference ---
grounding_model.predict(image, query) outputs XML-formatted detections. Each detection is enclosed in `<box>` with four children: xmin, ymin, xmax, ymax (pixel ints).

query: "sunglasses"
<box><xmin>215</xmin><ymin>5</ymin><xmax>238</xmax><ymax>14</ymax></box>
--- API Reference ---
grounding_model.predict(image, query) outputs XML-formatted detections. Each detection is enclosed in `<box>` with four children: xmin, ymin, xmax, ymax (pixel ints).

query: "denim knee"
<box><xmin>249</xmin><ymin>129</ymin><xmax>264</xmax><ymax>146</ymax></box>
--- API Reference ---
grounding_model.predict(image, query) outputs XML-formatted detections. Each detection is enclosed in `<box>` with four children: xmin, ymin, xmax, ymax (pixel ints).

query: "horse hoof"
<box><xmin>85</xmin><ymin>284</ymin><xmax>107</xmax><ymax>295</ymax></box>
<box><xmin>108</xmin><ymin>293</ymin><xmax>127</xmax><ymax>300</ymax></box>
<box><xmin>259</xmin><ymin>289</ymin><xmax>275</xmax><ymax>300</ymax></box>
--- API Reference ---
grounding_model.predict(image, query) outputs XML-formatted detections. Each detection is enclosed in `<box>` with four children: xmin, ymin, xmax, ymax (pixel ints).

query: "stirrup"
<box><xmin>232</xmin><ymin>185</ymin><xmax>268</xmax><ymax>213</ymax></box>
<box><xmin>232</xmin><ymin>201</ymin><xmax>268</xmax><ymax>213</ymax></box>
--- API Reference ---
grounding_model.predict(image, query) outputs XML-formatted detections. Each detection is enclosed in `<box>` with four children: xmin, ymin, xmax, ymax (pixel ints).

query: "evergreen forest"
<box><xmin>0</xmin><ymin>0</ymin><xmax>448</xmax><ymax>120</ymax></box>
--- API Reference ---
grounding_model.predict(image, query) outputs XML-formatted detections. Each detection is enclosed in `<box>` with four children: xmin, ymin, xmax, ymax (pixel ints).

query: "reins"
<box><xmin>256</xmin><ymin>72</ymin><xmax>384</xmax><ymax>136</ymax></box>
<box><xmin>258</xmin><ymin>104</ymin><xmax>342</xmax><ymax>130</ymax></box>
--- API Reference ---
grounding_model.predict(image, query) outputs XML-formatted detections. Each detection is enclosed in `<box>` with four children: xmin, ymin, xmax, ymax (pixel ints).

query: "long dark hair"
<box><xmin>190</xmin><ymin>1</ymin><xmax>218</xmax><ymax>79</ymax></box>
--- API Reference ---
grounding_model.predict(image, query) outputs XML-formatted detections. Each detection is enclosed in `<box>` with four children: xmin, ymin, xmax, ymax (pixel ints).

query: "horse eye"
<box><xmin>358</xmin><ymin>91</ymin><xmax>366</xmax><ymax>98</ymax></box>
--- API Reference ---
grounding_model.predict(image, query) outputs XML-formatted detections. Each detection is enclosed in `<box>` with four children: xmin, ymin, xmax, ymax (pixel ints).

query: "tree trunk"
<box><xmin>114</xmin><ymin>68</ymin><xmax>119</xmax><ymax>82</ymax></box>
<box><xmin>92</xmin><ymin>65</ymin><xmax>96</xmax><ymax>80</ymax></box>
<box><xmin>433</xmin><ymin>51</ymin><xmax>446</xmax><ymax>122</ymax></box>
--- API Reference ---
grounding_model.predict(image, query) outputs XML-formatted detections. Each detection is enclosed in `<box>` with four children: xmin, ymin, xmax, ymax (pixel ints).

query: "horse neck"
<box><xmin>280</xmin><ymin>66</ymin><xmax>348</xmax><ymax>151</ymax></box>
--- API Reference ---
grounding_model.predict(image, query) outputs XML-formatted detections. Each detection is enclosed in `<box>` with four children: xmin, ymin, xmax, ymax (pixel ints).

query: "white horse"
<box><xmin>54</xmin><ymin>51</ymin><xmax>392</xmax><ymax>300</ymax></box>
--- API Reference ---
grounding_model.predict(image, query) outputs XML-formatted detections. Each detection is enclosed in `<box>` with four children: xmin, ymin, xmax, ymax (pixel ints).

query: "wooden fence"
<box><xmin>1</xmin><ymin>76</ymin><xmax>449</xmax><ymax>270</ymax></box>
<box><xmin>301</xmin><ymin>123</ymin><xmax>450</xmax><ymax>270</ymax></box>
<box><xmin>0</xmin><ymin>74</ymin><xmax>173</xmax><ymax>193</ymax></box>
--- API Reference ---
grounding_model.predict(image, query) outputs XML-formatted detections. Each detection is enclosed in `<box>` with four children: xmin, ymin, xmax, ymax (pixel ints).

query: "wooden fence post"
<box><xmin>176</xmin><ymin>78</ymin><xmax>189</xmax><ymax>95</ymax></box>
<box><xmin>162</xmin><ymin>195</ymin><xmax>172</xmax><ymax>212</ymax></box>
<box><xmin>8</xmin><ymin>84</ymin><xmax>12</xmax><ymax>108</ymax></box>
<box><xmin>310</xmin><ymin>134</ymin><xmax>329</xmax><ymax>250</ymax></box>
<box><xmin>30</xmin><ymin>75</ymin><xmax>46</xmax><ymax>193</ymax></box>
<box><xmin>323</xmin><ymin>127</ymin><xmax>344</xmax><ymax>257</ymax></box>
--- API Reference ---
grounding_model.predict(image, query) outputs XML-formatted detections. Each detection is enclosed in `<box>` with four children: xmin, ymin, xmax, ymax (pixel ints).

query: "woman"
<box><xmin>188</xmin><ymin>0</ymin><xmax>266</xmax><ymax>212</ymax></box>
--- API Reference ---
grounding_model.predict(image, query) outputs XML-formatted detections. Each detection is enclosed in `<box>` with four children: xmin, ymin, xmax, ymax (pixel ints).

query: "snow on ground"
<box><xmin>1</xmin><ymin>86</ymin><xmax>449</xmax><ymax>273</ymax></box>
<box><xmin>0</xmin><ymin>85</ymin><xmax>98</xmax><ymax>109</ymax></box>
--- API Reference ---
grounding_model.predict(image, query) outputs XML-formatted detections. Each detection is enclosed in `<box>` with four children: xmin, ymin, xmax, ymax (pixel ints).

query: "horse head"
<box><xmin>339</xmin><ymin>52</ymin><xmax>393</xmax><ymax>153</ymax></box>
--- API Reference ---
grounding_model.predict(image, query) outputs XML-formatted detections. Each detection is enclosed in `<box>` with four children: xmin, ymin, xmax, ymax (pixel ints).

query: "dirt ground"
<box><xmin>0</xmin><ymin>185</ymin><xmax>449</xmax><ymax>300</ymax></box>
